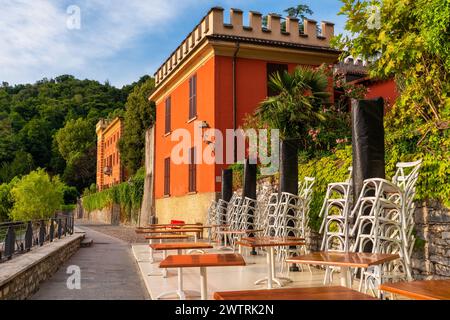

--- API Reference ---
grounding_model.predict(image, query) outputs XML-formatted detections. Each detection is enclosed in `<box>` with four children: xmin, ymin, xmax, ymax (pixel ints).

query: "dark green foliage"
<box><xmin>0</xmin><ymin>75</ymin><xmax>150</xmax><ymax>192</ymax></box>
<box><xmin>257</xmin><ymin>66</ymin><xmax>330</xmax><ymax>140</ymax></box>
<box><xmin>119</xmin><ymin>77</ymin><xmax>156</xmax><ymax>175</ymax></box>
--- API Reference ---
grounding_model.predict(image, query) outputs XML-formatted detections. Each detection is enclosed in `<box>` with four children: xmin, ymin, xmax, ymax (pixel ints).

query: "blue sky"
<box><xmin>0</xmin><ymin>0</ymin><xmax>346</xmax><ymax>88</ymax></box>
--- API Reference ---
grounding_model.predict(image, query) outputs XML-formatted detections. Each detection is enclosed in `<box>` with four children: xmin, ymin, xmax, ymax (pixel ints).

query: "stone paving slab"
<box><xmin>31</xmin><ymin>226</ymin><xmax>149</xmax><ymax>300</ymax></box>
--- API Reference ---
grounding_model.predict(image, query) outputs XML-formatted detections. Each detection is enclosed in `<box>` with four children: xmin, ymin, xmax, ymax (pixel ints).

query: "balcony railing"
<box><xmin>0</xmin><ymin>214</ymin><xmax>74</xmax><ymax>263</ymax></box>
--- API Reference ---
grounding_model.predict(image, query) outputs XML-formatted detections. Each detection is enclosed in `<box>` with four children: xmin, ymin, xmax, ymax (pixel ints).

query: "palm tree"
<box><xmin>257</xmin><ymin>66</ymin><xmax>330</xmax><ymax>194</ymax></box>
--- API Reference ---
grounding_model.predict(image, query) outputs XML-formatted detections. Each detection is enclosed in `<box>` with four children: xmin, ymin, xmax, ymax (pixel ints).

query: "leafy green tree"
<box><xmin>55</xmin><ymin>118</ymin><xmax>95</xmax><ymax>163</ymax></box>
<box><xmin>18</xmin><ymin>118</ymin><xmax>52</xmax><ymax>168</ymax></box>
<box><xmin>9</xmin><ymin>169</ymin><xmax>65</xmax><ymax>221</ymax></box>
<box><xmin>0</xmin><ymin>178</ymin><xmax>17</xmax><ymax>222</ymax></box>
<box><xmin>0</xmin><ymin>151</ymin><xmax>34</xmax><ymax>183</ymax></box>
<box><xmin>333</xmin><ymin>0</ymin><xmax>449</xmax><ymax>123</ymax></box>
<box><xmin>262</xmin><ymin>3</ymin><xmax>314</xmax><ymax>32</ymax></box>
<box><xmin>334</xmin><ymin>0</ymin><xmax>450</xmax><ymax>206</ymax></box>
<box><xmin>119</xmin><ymin>77</ymin><xmax>156</xmax><ymax>175</ymax></box>
<box><xmin>55</xmin><ymin>118</ymin><xmax>97</xmax><ymax>191</ymax></box>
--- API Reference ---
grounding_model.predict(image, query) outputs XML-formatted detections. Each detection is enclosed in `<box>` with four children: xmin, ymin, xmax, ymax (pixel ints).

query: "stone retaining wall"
<box><xmin>0</xmin><ymin>233</ymin><xmax>84</xmax><ymax>300</ymax></box>
<box><xmin>80</xmin><ymin>203</ymin><xmax>121</xmax><ymax>226</ymax></box>
<box><xmin>412</xmin><ymin>201</ymin><xmax>450</xmax><ymax>279</ymax></box>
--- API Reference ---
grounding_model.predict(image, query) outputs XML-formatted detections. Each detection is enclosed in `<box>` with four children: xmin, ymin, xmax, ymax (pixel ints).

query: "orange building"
<box><xmin>96</xmin><ymin>117</ymin><xmax>126</xmax><ymax>191</ymax></box>
<box><xmin>149</xmin><ymin>7</ymin><xmax>340</xmax><ymax>223</ymax></box>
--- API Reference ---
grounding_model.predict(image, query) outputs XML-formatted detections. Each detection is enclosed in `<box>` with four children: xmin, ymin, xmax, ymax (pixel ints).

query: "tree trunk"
<box><xmin>139</xmin><ymin>126</ymin><xmax>156</xmax><ymax>227</ymax></box>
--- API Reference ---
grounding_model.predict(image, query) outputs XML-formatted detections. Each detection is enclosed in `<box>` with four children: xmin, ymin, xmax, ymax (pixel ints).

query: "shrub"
<box><xmin>9</xmin><ymin>169</ymin><xmax>65</xmax><ymax>221</ymax></box>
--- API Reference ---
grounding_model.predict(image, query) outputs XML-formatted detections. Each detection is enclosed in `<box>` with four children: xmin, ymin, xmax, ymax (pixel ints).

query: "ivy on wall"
<box><xmin>82</xmin><ymin>168</ymin><xmax>144</xmax><ymax>222</ymax></box>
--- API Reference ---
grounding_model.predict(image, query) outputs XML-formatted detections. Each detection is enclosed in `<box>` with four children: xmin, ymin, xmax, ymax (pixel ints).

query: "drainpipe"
<box><xmin>232</xmin><ymin>42</ymin><xmax>240</xmax><ymax>163</ymax></box>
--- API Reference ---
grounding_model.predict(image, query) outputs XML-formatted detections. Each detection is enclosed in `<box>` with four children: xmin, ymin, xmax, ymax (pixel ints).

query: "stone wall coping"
<box><xmin>0</xmin><ymin>233</ymin><xmax>85</xmax><ymax>287</ymax></box>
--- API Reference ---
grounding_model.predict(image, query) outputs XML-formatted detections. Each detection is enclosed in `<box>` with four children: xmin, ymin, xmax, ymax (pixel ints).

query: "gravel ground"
<box><xmin>75</xmin><ymin>220</ymin><xmax>147</xmax><ymax>244</ymax></box>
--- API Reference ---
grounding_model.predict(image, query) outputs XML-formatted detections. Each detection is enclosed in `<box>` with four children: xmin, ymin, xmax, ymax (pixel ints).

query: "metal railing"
<box><xmin>0</xmin><ymin>214</ymin><xmax>74</xmax><ymax>263</ymax></box>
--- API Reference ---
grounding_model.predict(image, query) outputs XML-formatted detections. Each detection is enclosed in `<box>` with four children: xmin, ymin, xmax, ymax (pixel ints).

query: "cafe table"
<box><xmin>150</xmin><ymin>242</ymin><xmax>213</xmax><ymax>299</ymax></box>
<box><xmin>145</xmin><ymin>234</ymin><xmax>192</xmax><ymax>262</ymax></box>
<box><xmin>215</xmin><ymin>229</ymin><xmax>263</xmax><ymax>251</ymax></box>
<box><xmin>237</xmin><ymin>237</ymin><xmax>306</xmax><ymax>289</ymax></box>
<box><xmin>142</xmin><ymin>228</ymin><xmax>203</xmax><ymax>242</ymax></box>
<box><xmin>159</xmin><ymin>253</ymin><xmax>246</xmax><ymax>300</ymax></box>
<box><xmin>379</xmin><ymin>279</ymin><xmax>450</xmax><ymax>300</ymax></box>
<box><xmin>214</xmin><ymin>286</ymin><xmax>377</xmax><ymax>300</ymax></box>
<box><xmin>286</xmin><ymin>252</ymin><xmax>399</xmax><ymax>288</ymax></box>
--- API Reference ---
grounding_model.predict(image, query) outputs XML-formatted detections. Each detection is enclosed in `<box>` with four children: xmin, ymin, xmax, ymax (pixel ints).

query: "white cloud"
<box><xmin>0</xmin><ymin>0</ymin><xmax>196</xmax><ymax>85</ymax></box>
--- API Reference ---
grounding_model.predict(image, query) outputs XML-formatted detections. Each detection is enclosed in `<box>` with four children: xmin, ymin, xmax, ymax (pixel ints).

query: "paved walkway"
<box><xmin>31</xmin><ymin>226</ymin><xmax>149</xmax><ymax>300</ymax></box>
<box><xmin>75</xmin><ymin>220</ymin><xmax>147</xmax><ymax>244</ymax></box>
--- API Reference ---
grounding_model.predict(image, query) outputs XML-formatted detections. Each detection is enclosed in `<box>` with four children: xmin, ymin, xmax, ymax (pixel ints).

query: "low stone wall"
<box><xmin>412</xmin><ymin>201</ymin><xmax>450</xmax><ymax>279</ymax></box>
<box><xmin>0</xmin><ymin>233</ymin><xmax>84</xmax><ymax>300</ymax></box>
<box><xmin>80</xmin><ymin>204</ymin><xmax>121</xmax><ymax>226</ymax></box>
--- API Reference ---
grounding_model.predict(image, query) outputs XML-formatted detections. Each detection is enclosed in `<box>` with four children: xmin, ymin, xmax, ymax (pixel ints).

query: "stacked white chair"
<box><xmin>206</xmin><ymin>200</ymin><xmax>217</xmax><ymax>243</ymax></box>
<box><xmin>263</xmin><ymin>193</ymin><xmax>280</xmax><ymax>237</ymax></box>
<box><xmin>238</xmin><ymin>197</ymin><xmax>257</xmax><ymax>234</ymax></box>
<box><xmin>350</xmin><ymin>160</ymin><xmax>422</xmax><ymax>296</ymax></box>
<box><xmin>318</xmin><ymin>168</ymin><xmax>353</xmax><ymax>284</ymax></box>
<box><xmin>298</xmin><ymin>177</ymin><xmax>316</xmax><ymax>239</ymax></box>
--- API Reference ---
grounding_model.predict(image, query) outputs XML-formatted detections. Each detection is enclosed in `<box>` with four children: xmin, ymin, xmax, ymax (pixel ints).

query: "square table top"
<box><xmin>140</xmin><ymin>228</ymin><xmax>203</xmax><ymax>234</ymax></box>
<box><xmin>145</xmin><ymin>234</ymin><xmax>191</xmax><ymax>240</ymax></box>
<box><xmin>379</xmin><ymin>280</ymin><xmax>450</xmax><ymax>300</ymax></box>
<box><xmin>237</xmin><ymin>237</ymin><xmax>306</xmax><ymax>248</ymax></box>
<box><xmin>139</xmin><ymin>223</ymin><xmax>202</xmax><ymax>228</ymax></box>
<box><xmin>159</xmin><ymin>253</ymin><xmax>246</xmax><ymax>269</ymax></box>
<box><xmin>215</xmin><ymin>229</ymin><xmax>263</xmax><ymax>235</ymax></box>
<box><xmin>213</xmin><ymin>286</ymin><xmax>377</xmax><ymax>300</ymax></box>
<box><xmin>241</xmin><ymin>236</ymin><xmax>305</xmax><ymax>242</ymax></box>
<box><xmin>150</xmin><ymin>242</ymin><xmax>213</xmax><ymax>251</ymax></box>
<box><xmin>286</xmin><ymin>252</ymin><xmax>399</xmax><ymax>268</ymax></box>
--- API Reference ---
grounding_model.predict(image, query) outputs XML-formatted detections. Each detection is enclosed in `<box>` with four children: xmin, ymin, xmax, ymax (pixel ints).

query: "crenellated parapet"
<box><xmin>154</xmin><ymin>7</ymin><xmax>335</xmax><ymax>86</ymax></box>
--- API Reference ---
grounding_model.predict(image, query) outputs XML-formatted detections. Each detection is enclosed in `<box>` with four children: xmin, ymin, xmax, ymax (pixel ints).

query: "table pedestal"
<box><xmin>217</xmin><ymin>233</ymin><xmax>234</xmax><ymax>251</ymax></box>
<box><xmin>254</xmin><ymin>247</ymin><xmax>292</xmax><ymax>289</ymax></box>
<box><xmin>340</xmin><ymin>266</ymin><xmax>350</xmax><ymax>287</ymax></box>
<box><xmin>156</xmin><ymin>249</ymin><xmax>201</xmax><ymax>300</ymax></box>
<box><xmin>148</xmin><ymin>250</ymin><xmax>168</xmax><ymax>277</ymax></box>
<box><xmin>200</xmin><ymin>267</ymin><xmax>208</xmax><ymax>300</ymax></box>
<box><xmin>156</xmin><ymin>267</ymin><xmax>201</xmax><ymax>300</ymax></box>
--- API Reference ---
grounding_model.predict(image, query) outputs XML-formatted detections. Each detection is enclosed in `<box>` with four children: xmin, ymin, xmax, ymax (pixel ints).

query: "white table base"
<box><xmin>253</xmin><ymin>247</ymin><xmax>293</xmax><ymax>289</ymax></box>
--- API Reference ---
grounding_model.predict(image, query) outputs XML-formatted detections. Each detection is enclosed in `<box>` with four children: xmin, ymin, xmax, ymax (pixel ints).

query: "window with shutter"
<box><xmin>165</xmin><ymin>96</ymin><xmax>171</xmax><ymax>134</ymax></box>
<box><xmin>189</xmin><ymin>74</ymin><xmax>197</xmax><ymax>119</ymax></box>
<box><xmin>164</xmin><ymin>157</ymin><xmax>170</xmax><ymax>196</ymax></box>
<box><xmin>188</xmin><ymin>147</ymin><xmax>196</xmax><ymax>192</ymax></box>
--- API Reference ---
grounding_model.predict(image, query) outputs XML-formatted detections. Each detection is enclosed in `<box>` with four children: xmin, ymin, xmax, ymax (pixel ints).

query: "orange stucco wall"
<box><xmin>154</xmin><ymin>54</ymin><xmax>324</xmax><ymax>199</ymax></box>
<box><xmin>154</xmin><ymin>56</ymin><xmax>216</xmax><ymax>199</ymax></box>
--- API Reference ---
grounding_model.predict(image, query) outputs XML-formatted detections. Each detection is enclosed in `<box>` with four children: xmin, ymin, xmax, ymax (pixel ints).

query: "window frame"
<box><xmin>188</xmin><ymin>74</ymin><xmax>197</xmax><ymax>120</ymax></box>
<box><xmin>164</xmin><ymin>157</ymin><xmax>171</xmax><ymax>196</ymax></box>
<box><xmin>188</xmin><ymin>147</ymin><xmax>197</xmax><ymax>193</ymax></box>
<box><xmin>165</xmin><ymin>96</ymin><xmax>172</xmax><ymax>134</ymax></box>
